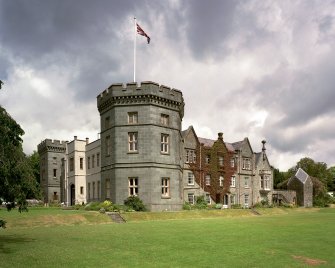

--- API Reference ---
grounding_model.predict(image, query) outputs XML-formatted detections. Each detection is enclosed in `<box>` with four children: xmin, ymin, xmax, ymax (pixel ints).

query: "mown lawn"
<box><xmin>0</xmin><ymin>207</ymin><xmax>334</xmax><ymax>267</ymax></box>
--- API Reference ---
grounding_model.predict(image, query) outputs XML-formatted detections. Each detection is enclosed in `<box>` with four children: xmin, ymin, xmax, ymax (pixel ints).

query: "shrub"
<box><xmin>182</xmin><ymin>202</ymin><xmax>192</xmax><ymax>210</ymax></box>
<box><xmin>124</xmin><ymin>196</ymin><xmax>146</xmax><ymax>211</ymax></box>
<box><xmin>84</xmin><ymin>202</ymin><xmax>101</xmax><ymax>211</ymax></box>
<box><xmin>194</xmin><ymin>196</ymin><xmax>208</xmax><ymax>210</ymax></box>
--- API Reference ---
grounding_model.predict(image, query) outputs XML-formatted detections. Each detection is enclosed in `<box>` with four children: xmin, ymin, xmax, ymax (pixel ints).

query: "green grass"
<box><xmin>1</xmin><ymin>207</ymin><xmax>334</xmax><ymax>267</ymax></box>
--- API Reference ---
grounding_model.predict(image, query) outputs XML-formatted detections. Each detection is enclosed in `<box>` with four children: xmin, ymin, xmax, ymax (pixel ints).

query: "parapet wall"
<box><xmin>97</xmin><ymin>81</ymin><xmax>184</xmax><ymax>114</ymax></box>
<box><xmin>38</xmin><ymin>139</ymin><xmax>67</xmax><ymax>153</ymax></box>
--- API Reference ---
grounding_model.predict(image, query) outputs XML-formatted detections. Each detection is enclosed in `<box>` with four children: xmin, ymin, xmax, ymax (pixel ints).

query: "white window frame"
<box><xmin>188</xmin><ymin>193</ymin><xmax>195</xmax><ymax>205</ymax></box>
<box><xmin>186</xmin><ymin>149</ymin><xmax>196</xmax><ymax>163</ymax></box>
<box><xmin>161</xmin><ymin>134</ymin><xmax>169</xmax><ymax>154</ymax></box>
<box><xmin>205</xmin><ymin>175</ymin><xmax>211</xmax><ymax>186</ymax></box>
<box><xmin>128</xmin><ymin>132</ymin><xmax>138</xmax><ymax>152</ymax></box>
<box><xmin>219</xmin><ymin>156</ymin><xmax>224</xmax><ymax>166</ymax></box>
<box><xmin>205</xmin><ymin>155</ymin><xmax>210</xmax><ymax>164</ymax></box>
<box><xmin>129</xmin><ymin>177</ymin><xmax>138</xmax><ymax>196</ymax></box>
<box><xmin>128</xmin><ymin>112</ymin><xmax>138</xmax><ymax>124</ymax></box>
<box><xmin>230</xmin><ymin>176</ymin><xmax>236</xmax><ymax>187</ymax></box>
<box><xmin>244</xmin><ymin>194</ymin><xmax>249</xmax><ymax>207</ymax></box>
<box><xmin>244</xmin><ymin>177</ymin><xmax>249</xmax><ymax>188</ymax></box>
<box><xmin>219</xmin><ymin>176</ymin><xmax>224</xmax><ymax>187</ymax></box>
<box><xmin>188</xmin><ymin>172</ymin><xmax>195</xmax><ymax>185</ymax></box>
<box><xmin>230</xmin><ymin>158</ymin><xmax>235</xmax><ymax>168</ymax></box>
<box><xmin>161</xmin><ymin>178</ymin><xmax>170</xmax><ymax>198</ymax></box>
<box><xmin>242</xmin><ymin>158</ymin><xmax>251</xmax><ymax>170</ymax></box>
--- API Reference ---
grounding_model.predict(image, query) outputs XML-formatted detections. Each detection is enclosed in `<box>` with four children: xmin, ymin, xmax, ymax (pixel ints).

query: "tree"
<box><xmin>27</xmin><ymin>151</ymin><xmax>40</xmax><ymax>184</ymax></box>
<box><xmin>273</xmin><ymin>167</ymin><xmax>287</xmax><ymax>188</ymax></box>
<box><xmin>327</xmin><ymin>166</ymin><xmax>335</xmax><ymax>191</ymax></box>
<box><xmin>0</xmin><ymin>105</ymin><xmax>40</xmax><ymax>228</ymax></box>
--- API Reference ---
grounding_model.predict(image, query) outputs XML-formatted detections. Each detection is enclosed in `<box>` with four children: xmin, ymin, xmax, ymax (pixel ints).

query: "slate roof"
<box><xmin>198</xmin><ymin>137</ymin><xmax>235</xmax><ymax>152</ymax></box>
<box><xmin>231</xmin><ymin>140</ymin><xmax>244</xmax><ymax>150</ymax></box>
<box><xmin>295</xmin><ymin>168</ymin><xmax>310</xmax><ymax>184</ymax></box>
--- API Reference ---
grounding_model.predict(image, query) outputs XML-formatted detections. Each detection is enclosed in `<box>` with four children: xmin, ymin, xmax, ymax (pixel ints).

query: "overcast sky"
<box><xmin>1</xmin><ymin>0</ymin><xmax>335</xmax><ymax>170</ymax></box>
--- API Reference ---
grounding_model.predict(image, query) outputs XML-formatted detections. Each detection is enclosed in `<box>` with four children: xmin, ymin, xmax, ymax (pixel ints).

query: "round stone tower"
<box><xmin>97</xmin><ymin>81</ymin><xmax>184</xmax><ymax>211</ymax></box>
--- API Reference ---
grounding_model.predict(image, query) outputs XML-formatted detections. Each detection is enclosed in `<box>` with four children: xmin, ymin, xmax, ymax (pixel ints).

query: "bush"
<box><xmin>194</xmin><ymin>196</ymin><xmax>208</xmax><ymax>210</ymax></box>
<box><xmin>84</xmin><ymin>202</ymin><xmax>101</xmax><ymax>211</ymax></box>
<box><xmin>182</xmin><ymin>202</ymin><xmax>192</xmax><ymax>210</ymax></box>
<box><xmin>124</xmin><ymin>196</ymin><xmax>146</xmax><ymax>211</ymax></box>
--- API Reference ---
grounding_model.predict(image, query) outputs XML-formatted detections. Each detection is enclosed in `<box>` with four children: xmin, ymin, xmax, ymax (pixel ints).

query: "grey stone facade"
<box><xmin>37</xmin><ymin>139</ymin><xmax>66</xmax><ymax>203</ymax></box>
<box><xmin>97</xmin><ymin>82</ymin><xmax>185</xmax><ymax>211</ymax></box>
<box><xmin>288</xmin><ymin>168</ymin><xmax>313</xmax><ymax>207</ymax></box>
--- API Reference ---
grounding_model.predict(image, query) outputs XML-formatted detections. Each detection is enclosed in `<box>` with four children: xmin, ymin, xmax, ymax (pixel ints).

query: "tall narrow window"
<box><xmin>97</xmin><ymin>181</ymin><xmax>100</xmax><ymax>199</ymax></box>
<box><xmin>205</xmin><ymin>155</ymin><xmax>210</xmax><ymax>164</ymax></box>
<box><xmin>128</xmin><ymin>112</ymin><xmax>138</xmax><ymax>124</ymax></box>
<box><xmin>129</xmin><ymin>177</ymin><xmax>138</xmax><ymax>196</ymax></box>
<box><xmin>161</xmin><ymin>178</ymin><xmax>170</xmax><ymax>197</ymax></box>
<box><xmin>244</xmin><ymin>194</ymin><xmax>249</xmax><ymax>207</ymax></box>
<box><xmin>188</xmin><ymin>172</ymin><xmax>194</xmax><ymax>185</ymax></box>
<box><xmin>128</xmin><ymin>132</ymin><xmax>138</xmax><ymax>152</ymax></box>
<box><xmin>188</xmin><ymin>193</ymin><xmax>195</xmax><ymax>205</ymax></box>
<box><xmin>92</xmin><ymin>182</ymin><xmax>96</xmax><ymax>199</ymax></box>
<box><xmin>160</xmin><ymin>114</ymin><xmax>169</xmax><ymax>125</ymax></box>
<box><xmin>219</xmin><ymin>156</ymin><xmax>224</xmax><ymax>166</ymax></box>
<box><xmin>92</xmin><ymin>155</ymin><xmax>95</xmax><ymax>168</ymax></box>
<box><xmin>87</xmin><ymin>157</ymin><xmax>90</xmax><ymax>169</ymax></box>
<box><xmin>105</xmin><ymin>116</ymin><xmax>110</xmax><ymax>129</ymax></box>
<box><xmin>243</xmin><ymin>158</ymin><xmax>251</xmax><ymax>170</ymax></box>
<box><xmin>161</xmin><ymin>134</ymin><xmax>169</xmax><ymax>153</ymax></box>
<box><xmin>219</xmin><ymin>176</ymin><xmax>224</xmax><ymax>187</ymax></box>
<box><xmin>261</xmin><ymin>175</ymin><xmax>264</xmax><ymax>189</ymax></box>
<box><xmin>105</xmin><ymin>179</ymin><xmax>111</xmax><ymax>199</ymax></box>
<box><xmin>230</xmin><ymin>158</ymin><xmax>235</xmax><ymax>168</ymax></box>
<box><xmin>80</xmin><ymin>186</ymin><xmax>84</xmax><ymax>195</ymax></box>
<box><xmin>53</xmin><ymin>169</ymin><xmax>57</xmax><ymax>178</ymax></box>
<box><xmin>186</xmin><ymin>149</ymin><xmax>196</xmax><ymax>163</ymax></box>
<box><xmin>69</xmin><ymin>157</ymin><xmax>74</xmax><ymax>171</ymax></box>
<box><xmin>205</xmin><ymin>175</ymin><xmax>211</xmax><ymax>186</ymax></box>
<box><xmin>244</xmin><ymin>177</ymin><xmax>249</xmax><ymax>188</ymax></box>
<box><xmin>97</xmin><ymin>153</ymin><xmax>100</xmax><ymax>167</ymax></box>
<box><xmin>80</xmin><ymin>157</ymin><xmax>84</xmax><ymax>170</ymax></box>
<box><xmin>106</xmin><ymin>135</ymin><xmax>111</xmax><ymax>156</ymax></box>
<box><xmin>231</xmin><ymin>176</ymin><xmax>236</xmax><ymax>187</ymax></box>
<box><xmin>87</xmin><ymin>183</ymin><xmax>91</xmax><ymax>200</ymax></box>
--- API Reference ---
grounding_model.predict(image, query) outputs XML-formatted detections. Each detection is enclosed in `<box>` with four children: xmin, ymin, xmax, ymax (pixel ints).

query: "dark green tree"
<box><xmin>0</xmin><ymin>105</ymin><xmax>40</xmax><ymax>228</ymax></box>
<box><xmin>27</xmin><ymin>151</ymin><xmax>40</xmax><ymax>184</ymax></box>
<box><xmin>273</xmin><ymin>167</ymin><xmax>287</xmax><ymax>188</ymax></box>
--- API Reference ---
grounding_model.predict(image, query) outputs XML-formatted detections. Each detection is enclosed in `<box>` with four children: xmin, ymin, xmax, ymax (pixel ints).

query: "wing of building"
<box><xmin>37</xmin><ymin>81</ymin><xmax>275</xmax><ymax>211</ymax></box>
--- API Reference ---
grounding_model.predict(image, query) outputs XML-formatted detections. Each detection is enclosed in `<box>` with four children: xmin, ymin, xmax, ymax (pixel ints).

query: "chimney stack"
<box><xmin>86</xmin><ymin>138</ymin><xmax>89</xmax><ymax>144</ymax></box>
<box><xmin>74</xmin><ymin>136</ymin><xmax>77</xmax><ymax>140</ymax></box>
<box><xmin>218</xmin><ymin>132</ymin><xmax>223</xmax><ymax>140</ymax></box>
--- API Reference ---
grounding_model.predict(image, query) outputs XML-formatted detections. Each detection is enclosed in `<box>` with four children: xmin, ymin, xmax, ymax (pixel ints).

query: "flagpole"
<box><xmin>134</xmin><ymin>17</ymin><xmax>136</xmax><ymax>82</ymax></box>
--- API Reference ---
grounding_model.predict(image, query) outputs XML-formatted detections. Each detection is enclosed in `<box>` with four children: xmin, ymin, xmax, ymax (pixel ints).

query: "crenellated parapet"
<box><xmin>97</xmin><ymin>81</ymin><xmax>184</xmax><ymax>117</ymax></box>
<box><xmin>38</xmin><ymin>139</ymin><xmax>67</xmax><ymax>154</ymax></box>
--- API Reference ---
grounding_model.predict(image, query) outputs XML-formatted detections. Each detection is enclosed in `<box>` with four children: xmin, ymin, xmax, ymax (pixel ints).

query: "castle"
<box><xmin>38</xmin><ymin>81</ymin><xmax>274</xmax><ymax>211</ymax></box>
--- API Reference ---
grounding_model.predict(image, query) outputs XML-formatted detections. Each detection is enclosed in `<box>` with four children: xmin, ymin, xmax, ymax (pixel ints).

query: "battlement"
<box><xmin>38</xmin><ymin>139</ymin><xmax>67</xmax><ymax>153</ymax></box>
<box><xmin>97</xmin><ymin>81</ymin><xmax>184</xmax><ymax>112</ymax></box>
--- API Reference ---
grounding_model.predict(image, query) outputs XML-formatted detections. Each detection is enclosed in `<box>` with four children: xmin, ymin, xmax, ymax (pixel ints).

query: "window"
<box><xmin>97</xmin><ymin>153</ymin><xmax>100</xmax><ymax>167</ymax></box>
<box><xmin>80</xmin><ymin>186</ymin><xmax>84</xmax><ymax>195</ymax></box>
<box><xmin>105</xmin><ymin>116</ymin><xmax>110</xmax><ymax>129</ymax></box>
<box><xmin>242</xmin><ymin>158</ymin><xmax>251</xmax><ymax>170</ymax></box>
<box><xmin>188</xmin><ymin>172</ymin><xmax>194</xmax><ymax>185</ymax></box>
<box><xmin>92</xmin><ymin>155</ymin><xmax>95</xmax><ymax>168</ymax></box>
<box><xmin>80</xmin><ymin>157</ymin><xmax>84</xmax><ymax>170</ymax></box>
<box><xmin>230</xmin><ymin>158</ymin><xmax>235</xmax><ymax>168</ymax></box>
<box><xmin>188</xmin><ymin>193</ymin><xmax>195</xmax><ymax>205</ymax></box>
<box><xmin>219</xmin><ymin>176</ymin><xmax>224</xmax><ymax>187</ymax></box>
<box><xmin>105</xmin><ymin>179</ymin><xmax>110</xmax><ymax>199</ymax></box>
<box><xmin>244</xmin><ymin>194</ymin><xmax>249</xmax><ymax>207</ymax></box>
<box><xmin>161</xmin><ymin>114</ymin><xmax>169</xmax><ymax>125</ymax></box>
<box><xmin>88</xmin><ymin>183</ymin><xmax>91</xmax><ymax>200</ymax></box>
<box><xmin>261</xmin><ymin>175</ymin><xmax>270</xmax><ymax>190</ymax></box>
<box><xmin>161</xmin><ymin>178</ymin><xmax>170</xmax><ymax>197</ymax></box>
<box><xmin>219</xmin><ymin>156</ymin><xmax>224</xmax><ymax>166</ymax></box>
<box><xmin>106</xmin><ymin>136</ymin><xmax>111</xmax><ymax>156</ymax></box>
<box><xmin>128</xmin><ymin>112</ymin><xmax>138</xmax><ymax>124</ymax></box>
<box><xmin>87</xmin><ymin>157</ymin><xmax>90</xmax><ymax>169</ymax></box>
<box><xmin>185</xmin><ymin>149</ymin><xmax>196</xmax><ymax>163</ymax></box>
<box><xmin>244</xmin><ymin>177</ymin><xmax>249</xmax><ymax>188</ymax></box>
<box><xmin>97</xmin><ymin>181</ymin><xmax>100</xmax><ymax>199</ymax></box>
<box><xmin>128</xmin><ymin>132</ymin><xmax>138</xmax><ymax>152</ymax></box>
<box><xmin>205</xmin><ymin>155</ymin><xmax>210</xmax><ymax>164</ymax></box>
<box><xmin>53</xmin><ymin>169</ymin><xmax>57</xmax><ymax>178</ymax></box>
<box><xmin>230</xmin><ymin>176</ymin><xmax>236</xmax><ymax>187</ymax></box>
<box><xmin>205</xmin><ymin>175</ymin><xmax>211</xmax><ymax>186</ymax></box>
<box><xmin>129</xmin><ymin>177</ymin><xmax>138</xmax><ymax>196</ymax></box>
<box><xmin>161</xmin><ymin>134</ymin><xmax>169</xmax><ymax>153</ymax></box>
<box><xmin>93</xmin><ymin>182</ymin><xmax>95</xmax><ymax>199</ymax></box>
<box><xmin>230</xmin><ymin>194</ymin><xmax>236</xmax><ymax>205</ymax></box>
<box><xmin>69</xmin><ymin>157</ymin><xmax>74</xmax><ymax>171</ymax></box>
<box><xmin>205</xmin><ymin>194</ymin><xmax>211</xmax><ymax>204</ymax></box>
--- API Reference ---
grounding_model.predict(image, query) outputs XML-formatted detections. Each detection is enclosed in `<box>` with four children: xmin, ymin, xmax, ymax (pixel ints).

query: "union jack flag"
<box><xmin>137</xmin><ymin>23</ymin><xmax>150</xmax><ymax>44</ymax></box>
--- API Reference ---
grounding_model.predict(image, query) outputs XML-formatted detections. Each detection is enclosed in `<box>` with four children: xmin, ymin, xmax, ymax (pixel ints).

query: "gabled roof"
<box><xmin>295</xmin><ymin>168</ymin><xmax>309</xmax><ymax>184</ymax></box>
<box><xmin>231</xmin><ymin>140</ymin><xmax>244</xmax><ymax>150</ymax></box>
<box><xmin>198</xmin><ymin>137</ymin><xmax>215</xmax><ymax>147</ymax></box>
<box><xmin>255</xmin><ymin>152</ymin><xmax>262</xmax><ymax>164</ymax></box>
<box><xmin>181</xmin><ymin>125</ymin><xmax>199</xmax><ymax>142</ymax></box>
